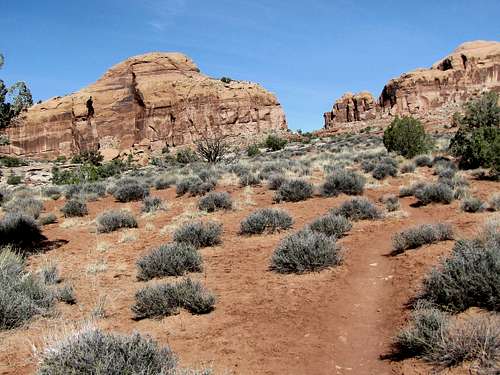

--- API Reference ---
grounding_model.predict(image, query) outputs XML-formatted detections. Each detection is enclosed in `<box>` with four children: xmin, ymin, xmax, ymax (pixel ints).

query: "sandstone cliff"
<box><xmin>0</xmin><ymin>53</ymin><xmax>287</xmax><ymax>159</ymax></box>
<box><xmin>324</xmin><ymin>40</ymin><xmax>500</xmax><ymax>131</ymax></box>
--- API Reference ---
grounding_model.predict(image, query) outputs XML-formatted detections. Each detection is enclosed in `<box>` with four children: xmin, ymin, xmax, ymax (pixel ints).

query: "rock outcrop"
<box><xmin>1</xmin><ymin>53</ymin><xmax>287</xmax><ymax>159</ymax></box>
<box><xmin>324</xmin><ymin>40</ymin><xmax>500</xmax><ymax>131</ymax></box>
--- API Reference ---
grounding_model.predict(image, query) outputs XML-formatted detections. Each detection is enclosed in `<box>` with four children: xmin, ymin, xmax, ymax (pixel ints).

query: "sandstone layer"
<box><xmin>324</xmin><ymin>40</ymin><xmax>500</xmax><ymax>131</ymax></box>
<box><xmin>0</xmin><ymin>53</ymin><xmax>287</xmax><ymax>159</ymax></box>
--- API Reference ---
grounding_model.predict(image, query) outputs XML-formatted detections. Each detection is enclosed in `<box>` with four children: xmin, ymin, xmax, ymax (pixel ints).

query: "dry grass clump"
<box><xmin>308</xmin><ymin>214</ymin><xmax>352</xmax><ymax>238</ymax></box>
<box><xmin>460</xmin><ymin>196</ymin><xmax>487</xmax><ymax>213</ymax></box>
<box><xmin>3</xmin><ymin>196</ymin><xmax>43</xmax><ymax>219</ymax></box>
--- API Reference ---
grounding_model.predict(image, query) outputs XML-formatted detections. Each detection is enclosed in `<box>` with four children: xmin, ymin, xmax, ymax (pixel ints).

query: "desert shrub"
<box><xmin>394</xmin><ymin>305</ymin><xmax>499</xmax><ymax>370</ymax></box>
<box><xmin>136</xmin><ymin>243</ymin><xmax>202</xmax><ymax>281</ymax></box>
<box><xmin>176</xmin><ymin>176</ymin><xmax>216</xmax><ymax>196</ymax></box>
<box><xmin>460</xmin><ymin>196</ymin><xmax>486</xmax><ymax>213</ymax></box>
<box><xmin>321</xmin><ymin>169</ymin><xmax>365</xmax><ymax>197</ymax></box>
<box><xmin>175</xmin><ymin>147</ymin><xmax>198</xmax><ymax>164</ymax></box>
<box><xmin>173</xmin><ymin>221</ymin><xmax>222</xmax><ymax>248</ymax></box>
<box><xmin>414</xmin><ymin>183</ymin><xmax>454</xmax><ymax>205</ymax></box>
<box><xmin>195</xmin><ymin>135</ymin><xmax>230</xmax><ymax>163</ymax></box>
<box><xmin>383</xmin><ymin>116</ymin><xmax>432</xmax><ymax>158</ymax></box>
<box><xmin>198</xmin><ymin>192</ymin><xmax>232</xmax><ymax>212</ymax></box>
<box><xmin>381</xmin><ymin>194</ymin><xmax>400</xmax><ymax>212</ymax></box>
<box><xmin>489</xmin><ymin>193</ymin><xmax>500</xmax><ymax>211</ymax></box>
<box><xmin>60</xmin><ymin>199</ymin><xmax>88</xmax><ymax>217</ymax></box>
<box><xmin>132</xmin><ymin>278</ymin><xmax>215</xmax><ymax>319</ymax></box>
<box><xmin>0</xmin><ymin>247</ymin><xmax>54</xmax><ymax>330</ymax></box>
<box><xmin>96</xmin><ymin>210</ymin><xmax>137</xmax><ymax>233</ymax></box>
<box><xmin>372</xmin><ymin>162</ymin><xmax>398</xmax><ymax>180</ymax></box>
<box><xmin>4</xmin><ymin>196</ymin><xmax>43</xmax><ymax>219</ymax></box>
<box><xmin>392</xmin><ymin>223</ymin><xmax>453</xmax><ymax>254</ymax></box>
<box><xmin>56</xmin><ymin>284</ymin><xmax>76</xmax><ymax>304</ymax></box>
<box><xmin>420</xmin><ymin>234</ymin><xmax>499</xmax><ymax>312</ymax></box>
<box><xmin>38</xmin><ymin>213</ymin><xmax>57</xmax><ymax>226</ymax></box>
<box><xmin>0</xmin><ymin>213</ymin><xmax>45</xmax><ymax>249</ymax></box>
<box><xmin>71</xmin><ymin>150</ymin><xmax>104</xmax><ymax>166</ymax></box>
<box><xmin>308</xmin><ymin>214</ymin><xmax>352</xmax><ymax>238</ymax></box>
<box><xmin>6</xmin><ymin>175</ymin><xmax>22</xmax><ymax>185</ymax></box>
<box><xmin>238</xmin><ymin>171</ymin><xmax>261</xmax><ymax>187</ymax></box>
<box><xmin>414</xmin><ymin>155</ymin><xmax>433</xmax><ymax>167</ymax></box>
<box><xmin>449</xmin><ymin>92</ymin><xmax>500</xmax><ymax>171</ymax></box>
<box><xmin>436</xmin><ymin>167</ymin><xmax>456</xmax><ymax>180</ymax></box>
<box><xmin>0</xmin><ymin>156</ymin><xmax>28</xmax><ymax>167</ymax></box>
<box><xmin>400</xmin><ymin>162</ymin><xmax>416</xmax><ymax>174</ymax></box>
<box><xmin>394</xmin><ymin>303</ymin><xmax>448</xmax><ymax>359</ymax></box>
<box><xmin>38</xmin><ymin>263</ymin><xmax>60</xmax><ymax>285</ymax></box>
<box><xmin>113</xmin><ymin>182</ymin><xmax>149</xmax><ymax>202</ymax></box>
<box><xmin>399</xmin><ymin>181</ymin><xmax>426</xmax><ymax>197</ymax></box>
<box><xmin>141</xmin><ymin>196</ymin><xmax>164</xmax><ymax>213</ymax></box>
<box><xmin>274</xmin><ymin>179</ymin><xmax>313</xmax><ymax>202</ymax></box>
<box><xmin>331</xmin><ymin>197</ymin><xmax>382</xmax><ymax>221</ymax></box>
<box><xmin>239</xmin><ymin>208</ymin><xmax>293</xmax><ymax>235</ymax></box>
<box><xmin>246</xmin><ymin>143</ymin><xmax>261</xmax><ymax>157</ymax></box>
<box><xmin>37</xmin><ymin>328</ymin><xmax>177</xmax><ymax>375</ymax></box>
<box><xmin>154</xmin><ymin>175</ymin><xmax>176</xmax><ymax>190</ymax></box>
<box><xmin>270</xmin><ymin>229</ymin><xmax>342</xmax><ymax>274</ymax></box>
<box><xmin>267</xmin><ymin>173</ymin><xmax>287</xmax><ymax>190</ymax></box>
<box><xmin>264</xmin><ymin>134</ymin><xmax>287</xmax><ymax>151</ymax></box>
<box><xmin>41</xmin><ymin>186</ymin><xmax>61</xmax><ymax>200</ymax></box>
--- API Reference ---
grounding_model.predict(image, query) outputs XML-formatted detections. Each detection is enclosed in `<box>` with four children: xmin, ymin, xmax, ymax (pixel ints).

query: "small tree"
<box><xmin>449</xmin><ymin>92</ymin><xmax>500</xmax><ymax>171</ymax></box>
<box><xmin>0</xmin><ymin>54</ymin><xmax>33</xmax><ymax>129</ymax></box>
<box><xmin>264</xmin><ymin>134</ymin><xmax>287</xmax><ymax>151</ymax></box>
<box><xmin>383</xmin><ymin>116</ymin><xmax>431</xmax><ymax>158</ymax></box>
<box><xmin>195</xmin><ymin>134</ymin><xmax>231</xmax><ymax>163</ymax></box>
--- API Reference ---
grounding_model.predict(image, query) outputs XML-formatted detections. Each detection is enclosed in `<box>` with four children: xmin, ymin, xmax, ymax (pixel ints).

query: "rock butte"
<box><xmin>0</xmin><ymin>53</ymin><xmax>287</xmax><ymax>159</ymax></box>
<box><xmin>323</xmin><ymin>40</ymin><xmax>500</xmax><ymax>132</ymax></box>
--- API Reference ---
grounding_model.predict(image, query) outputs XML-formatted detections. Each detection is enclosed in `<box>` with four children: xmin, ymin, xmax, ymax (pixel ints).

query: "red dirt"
<box><xmin>0</xmin><ymin>172</ymin><xmax>497</xmax><ymax>374</ymax></box>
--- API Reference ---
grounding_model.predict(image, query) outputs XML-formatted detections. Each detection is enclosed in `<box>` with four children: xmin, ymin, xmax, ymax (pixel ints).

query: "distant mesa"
<box><xmin>0</xmin><ymin>53</ymin><xmax>287</xmax><ymax>159</ymax></box>
<box><xmin>324</xmin><ymin>40</ymin><xmax>500</xmax><ymax>132</ymax></box>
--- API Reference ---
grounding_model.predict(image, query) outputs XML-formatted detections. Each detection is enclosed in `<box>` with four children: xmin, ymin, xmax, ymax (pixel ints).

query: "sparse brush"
<box><xmin>176</xmin><ymin>176</ymin><xmax>216</xmax><ymax>196</ymax></box>
<box><xmin>372</xmin><ymin>162</ymin><xmax>398</xmax><ymax>180</ymax></box>
<box><xmin>42</xmin><ymin>186</ymin><xmax>62</xmax><ymax>200</ymax></box>
<box><xmin>60</xmin><ymin>199</ymin><xmax>88</xmax><ymax>217</ymax></box>
<box><xmin>461</xmin><ymin>196</ymin><xmax>486</xmax><ymax>213</ymax></box>
<box><xmin>3</xmin><ymin>196</ymin><xmax>44</xmax><ymax>219</ymax></box>
<box><xmin>56</xmin><ymin>284</ymin><xmax>76</xmax><ymax>304</ymax></box>
<box><xmin>308</xmin><ymin>214</ymin><xmax>352</xmax><ymax>238</ymax></box>
<box><xmin>173</xmin><ymin>221</ymin><xmax>222</xmax><ymax>248</ymax></box>
<box><xmin>489</xmin><ymin>193</ymin><xmax>500</xmax><ymax>211</ymax></box>
<box><xmin>0</xmin><ymin>213</ymin><xmax>45</xmax><ymax>249</ymax></box>
<box><xmin>239</xmin><ymin>208</ymin><xmax>293</xmax><ymax>235</ymax></box>
<box><xmin>392</xmin><ymin>223</ymin><xmax>453</xmax><ymax>254</ymax></box>
<box><xmin>330</xmin><ymin>197</ymin><xmax>382</xmax><ymax>221</ymax></box>
<box><xmin>271</xmin><ymin>229</ymin><xmax>342</xmax><ymax>274</ymax></box>
<box><xmin>238</xmin><ymin>171</ymin><xmax>261</xmax><ymax>187</ymax></box>
<box><xmin>400</xmin><ymin>162</ymin><xmax>416</xmax><ymax>174</ymax></box>
<box><xmin>321</xmin><ymin>169</ymin><xmax>365</xmax><ymax>197</ymax></box>
<box><xmin>132</xmin><ymin>278</ymin><xmax>215</xmax><ymax>319</ymax></box>
<box><xmin>96</xmin><ymin>210</ymin><xmax>138</xmax><ymax>233</ymax></box>
<box><xmin>414</xmin><ymin>155</ymin><xmax>433</xmax><ymax>167</ymax></box>
<box><xmin>154</xmin><ymin>175</ymin><xmax>176</xmax><ymax>190</ymax></box>
<box><xmin>141</xmin><ymin>196</ymin><xmax>164</xmax><ymax>213</ymax></box>
<box><xmin>39</xmin><ymin>263</ymin><xmax>60</xmax><ymax>285</ymax></box>
<box><xmin>38</xmin><ymin>213</ymin><xmax>57</xmax><ymax>226</ymax></box>
<box><xmin>136</xmin><ymin>242</ymin><xmax>202</xmax><ymax>281</ymax></box>
<box><xmin>414</xmin><ymin>183</ymin><xmax>454</xmax><ymax>205</ymax></box>
<box><xmin>399</xmin><ymin>181</ymin><xmax>426</xmax><ymax>198</ymax></box>
<box><xmin>274</xmin><ymin>179</ymin><xmax>313</xmax><ymax>202</ymax></box>
<box><xmin>420</xmin><ymin>234</ymin><xmax>500</xmax><ymax>312</ymax></box>
<box><xmin>37</xmin><ymin>328</ymin><xmax>177</xmax><ymax>374</ymax></box>
<box><xmin>267</xmin><ymin>173</ymin><xmax>287</xmax><ymax>190</ymax></box>
<box><xmin>113</xmin><ymin>182</ymin><xmax>149</xmax><ymax>202</ymax></box>
<box><xmin>381</xmin><ymin>194</ymin><xmax>400</xmax><ymax>212</ymax></box>
<box><xmin>0</xmin><ymin>247</ymin><xmax>54</xmax><ymax>330</ymax></box>
<box><xmin>198</xmin><ymin>192</ymin><xmax>232</xmax><ymax>212</ymax></box>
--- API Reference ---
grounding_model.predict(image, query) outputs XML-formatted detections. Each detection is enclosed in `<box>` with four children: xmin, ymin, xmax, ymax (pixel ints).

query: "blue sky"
<box><xmin>2</xmin><ymin>1</ymin><xmax>499</xmax><ymax>131</ymax></box>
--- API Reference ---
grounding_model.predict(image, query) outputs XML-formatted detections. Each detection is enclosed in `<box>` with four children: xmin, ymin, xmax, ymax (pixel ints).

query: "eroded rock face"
<box><xmin>1</xmin><ymin>53</ymin><xmax>287</xmax><ymax>159</ymax></box>
<box><xmin>324</xmin><ymin>40</ymin><xmax>500</xmax><ymax>131</ymax></box>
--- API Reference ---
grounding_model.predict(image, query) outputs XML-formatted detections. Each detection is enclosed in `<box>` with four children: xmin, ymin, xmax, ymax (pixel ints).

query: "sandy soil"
<box><xmin>0</xmin><ymin>170</ymin><xmax>497</xmax><ymax>375</ymax></box>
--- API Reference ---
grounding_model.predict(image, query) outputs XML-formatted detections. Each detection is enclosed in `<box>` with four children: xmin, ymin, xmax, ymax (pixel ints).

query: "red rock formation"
<box><xmin>324</xmin><ymin>40</ymin><xmax>500</xmax><ymax>131</ymax></box>
<box><xmin>0</xmin><ymin>53</ymin><xmax>287</xmax><ymax>159</ymax></box>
